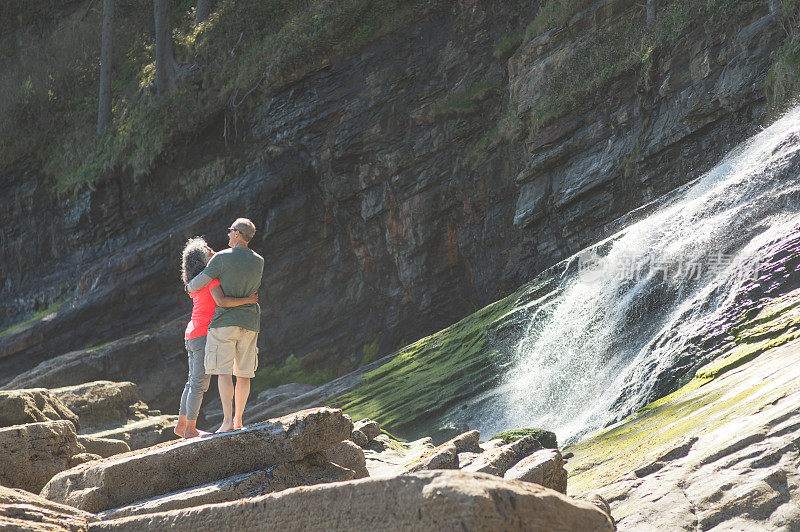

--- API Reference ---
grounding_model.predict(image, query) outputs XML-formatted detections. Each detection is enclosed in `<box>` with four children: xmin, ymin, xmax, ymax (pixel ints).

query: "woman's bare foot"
<box><xmin>174</xmin><ymin>415</ymin><xmax>187</xmax><ymax>438</ymax></box>
<box><xmin>183</xmin><ymin>426</ymin><xmax>201</xmax><ymax>438</ymax></box>
<box><xmin>216</xmin><ymin>420</ymin><xmax>234</xmax><ymax>433</ymax></box>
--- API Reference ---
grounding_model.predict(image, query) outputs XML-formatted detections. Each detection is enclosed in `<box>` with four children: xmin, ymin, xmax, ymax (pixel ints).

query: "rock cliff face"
<box><xmin>0</xmin><ymin>1</ymin><xmax>790</xmax><ymax>410</ymax></box>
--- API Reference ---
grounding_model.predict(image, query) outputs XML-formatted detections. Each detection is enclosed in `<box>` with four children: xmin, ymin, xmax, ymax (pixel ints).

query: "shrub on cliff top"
<box><xmin>0</xmin><ymin>0</ymin><xmax>446</xmax><ymax>192</ymax></box>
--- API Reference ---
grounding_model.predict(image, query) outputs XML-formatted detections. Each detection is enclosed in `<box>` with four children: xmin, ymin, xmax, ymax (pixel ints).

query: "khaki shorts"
<box><xmin>205</xmin><ymin>326</ymin><xmax>259</xmax><ymax>378</ymax></box>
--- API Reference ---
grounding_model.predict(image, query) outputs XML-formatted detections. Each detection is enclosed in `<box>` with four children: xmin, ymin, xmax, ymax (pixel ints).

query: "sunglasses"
<box><xmin>227</xmin><ymin>227</ymin><xmax>240</xmax><ymax>234</ymax></box>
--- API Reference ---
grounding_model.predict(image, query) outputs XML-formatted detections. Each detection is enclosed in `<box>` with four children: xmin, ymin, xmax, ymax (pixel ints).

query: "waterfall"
<box><xmin>453</xmin><ymin>107</ymin><xmax>800</xmax><ymax>445</ymax></box>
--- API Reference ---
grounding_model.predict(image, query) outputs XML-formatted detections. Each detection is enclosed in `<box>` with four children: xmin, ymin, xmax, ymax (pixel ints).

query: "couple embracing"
<box><xmin>175</xmin><ymin>218</ymin><xmax>264</xmax><ymax>438</ymax></box>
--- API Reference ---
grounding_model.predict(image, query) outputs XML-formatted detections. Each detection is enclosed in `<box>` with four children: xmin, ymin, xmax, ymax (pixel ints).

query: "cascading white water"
<box><xmin>456</xmin><ymin>107</ymin><xmax>800</xmax><ymax>445</ymax></box>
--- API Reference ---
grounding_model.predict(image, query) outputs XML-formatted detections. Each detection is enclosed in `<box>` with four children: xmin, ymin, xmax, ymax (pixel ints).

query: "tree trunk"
<box><xmin>195</xmin><ymin>0</ymin><xmax>212</xmax><ymax>25</ymax></box>
<box><xmin>154</xmin><ymin>0</ymin><xmax>176</xmax><ymax>94</ymax></box>
<box><xmin>97</xmin><ymin>0</ymin><xmax>114</xmax><ymax>134</ymax></box>
<box><xmin>646</xmin><ymin>0</ymin><xmax>656</xmax><ymax>27</ymax></box>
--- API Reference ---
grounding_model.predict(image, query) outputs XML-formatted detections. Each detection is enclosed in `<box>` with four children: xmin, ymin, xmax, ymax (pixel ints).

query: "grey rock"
<box><xmin>0</xmin><ymin>389</ymin><xmax>79</xmax><ymax>431</ymax></box>
<box><xmin>504</xmin><ymin>448</ymin><xmax>568</xmax><ymax>494</ymax></box>
<box><xmin>77</xmin><ymin>436</ymin><xmax>131</xmax><ymax>458</ymax></box>
<box><xmin>51</xmin><ymin>381</ymin><xmax>143</xmax><ymax>430</ymax></box>
<box><xmin>87</xmin><ymin>415</ymin><xmax>178</xmax><ymax>451</ymax></box>
<box><xmin>447</xmin><ymin>430</ymin><xmax>482</xmax><ymax>453</ymax></box>
<box><xmin>404</xmin><ymin>443</ymin><xmax>459</xmax><ymax>473</ymax></box>
<box><xmin>68</xmin><ymin>452</ymin><xmax>102</xmax><ymax>468</ymax></box>
<box><xmin>463</xmin><ymin>435</ymin><xmax>542</xmax><ymax>477</ymax></box>
<box><xmin>353</xmin><ymin>419</ymin><xmax>381</xmax><ymax>442</ymax></box>
<box><xmin>0</xmin><ymin>484</ymin><xmax>97</xmax><ymax>531</ymax></box>
<box><xmin>323</xmin><ymin>440</ymin><xmax>369</xmax><ymax>479</ymax></box>
<box><xmin>349</xmin><ymin>428</ymin><xmax>368</xmax><ymax>448</ymax></box>
<box><xmin>362</xmin><ymin>435</ymin><xmax>436</xmax><ymax>477</ymax></box>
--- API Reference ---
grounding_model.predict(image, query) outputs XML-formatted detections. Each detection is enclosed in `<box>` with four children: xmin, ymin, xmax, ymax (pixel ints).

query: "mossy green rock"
<box><xmin>491</xmin><ymin>428</ymin><xmax>557</xmax><ymax>449</ymax></box>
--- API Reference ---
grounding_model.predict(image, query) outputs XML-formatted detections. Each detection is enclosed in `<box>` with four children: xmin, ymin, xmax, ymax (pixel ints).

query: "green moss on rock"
<box><xmin>491</xmin><ymin>428</ymin><xmax>558</xmax><ymax>449</ymax></box>
<box><xmin>329</xmin><ymin>288</ymin><xmax>529</xmax><ymax>436</ymax></box>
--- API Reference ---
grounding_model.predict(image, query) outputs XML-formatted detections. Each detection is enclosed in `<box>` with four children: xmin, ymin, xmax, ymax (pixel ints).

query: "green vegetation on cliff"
<box><xmin>511</xmin><ymin>0</ymin><xmax>794</xmax><ymax>135</ymax></box>
<box><xmin>765</xmin><ymin>1</ymin><xmax>800</xmax><ymax>119</ymax></box>
<box><xmin>1</xmin><ymin>0</ymin><xmax>445</xmax><ymax>192</ymax></box>
<box><xmin>0</xmin><ymin>300</ymin><xmax>66</xmax><ymax>339</ymax></box>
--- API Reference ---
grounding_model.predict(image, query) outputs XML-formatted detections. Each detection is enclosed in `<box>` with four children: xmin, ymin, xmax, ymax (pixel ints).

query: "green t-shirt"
<box><xmin>201</xmin><ymin>247</ymin><xmax>264</xmax><ymax>332</ymax></box>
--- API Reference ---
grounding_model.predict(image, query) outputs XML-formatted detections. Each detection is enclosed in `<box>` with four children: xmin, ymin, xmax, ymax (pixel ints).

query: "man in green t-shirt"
<box><xmin>188</xmin><ymin>218</ymin><xmax>264</xmax><ymax>432</ymax></box>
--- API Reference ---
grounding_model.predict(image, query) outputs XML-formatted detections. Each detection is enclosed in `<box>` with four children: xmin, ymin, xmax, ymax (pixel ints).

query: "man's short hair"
<box><xmin>232</xmin><ymin>218</ymin><xmax>256</xmax><ymax>242</ymax></box>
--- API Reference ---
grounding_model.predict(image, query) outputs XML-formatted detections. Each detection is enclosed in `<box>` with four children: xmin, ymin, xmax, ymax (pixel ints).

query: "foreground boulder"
<box><xmin>89</xmin><ymin>470</ymin><xmax>614</xmax><ymax>531</ymax></box>
<box><xmin>0</xmin><ymin>420</ymin><xmax>84</xmax><ymax>493</ymax></box>
<box><xmin>0</xmin><ymin>389</ymin><xmax>79</xmax><ymax>430</ymax></box>
<box><xmin>98</xmin><ymin>454</ymin><xmax>354</xmax><ymax>520</ymax></box>
<box><xmin>0</xmin><ymin>484</ymin><xmax>96</xmax><ymax>531</ymax></box>
<box><xmin>42</xmin><ymin>407</ymin><xmax>353</xmax><ymax>512</ymax></box>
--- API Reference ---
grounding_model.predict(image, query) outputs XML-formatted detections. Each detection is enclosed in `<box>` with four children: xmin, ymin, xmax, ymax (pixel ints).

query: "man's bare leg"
<box><xmin>217</xmin><ymin>374</ymin><xmax>235</xmax><ymax>432</ymax></box>
<box><xmin>233</xmin><ymin>376</ymin><xmax>250</xmax><ymax>430</ymax></box>
<box><xmin>174</xmin><ymin>415</ymin><xmax>187</xmax><ymax>437</ymax></box>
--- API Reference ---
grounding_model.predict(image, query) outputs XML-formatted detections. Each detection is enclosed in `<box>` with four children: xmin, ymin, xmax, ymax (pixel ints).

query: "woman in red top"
<box><xmin>175</xmin><ymin>237</ymin><xmax>257</xmax><ymax>438</ymax></box>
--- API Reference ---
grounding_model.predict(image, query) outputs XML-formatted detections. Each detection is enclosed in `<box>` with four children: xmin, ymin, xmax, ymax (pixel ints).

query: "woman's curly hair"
<box><xmin>181</xmin><ymin>237</ymin><xmax>213</xmax><ymax>286</ymax></box>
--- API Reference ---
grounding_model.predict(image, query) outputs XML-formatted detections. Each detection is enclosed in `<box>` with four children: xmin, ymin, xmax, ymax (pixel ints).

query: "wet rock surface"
<box><xmin>567</xmin><ymin>339</ymin><xmax>800</xmax><ymax>530</ymax></box>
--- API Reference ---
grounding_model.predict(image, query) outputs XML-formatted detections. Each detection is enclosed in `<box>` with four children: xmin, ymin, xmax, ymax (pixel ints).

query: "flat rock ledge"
<box><xmin>98</xmin><ymin>454</ymin><xmax>354</xmax><ymax>520</ymax></box>
<box><xmin>41</xmin><ymin>407</ymin><xmax>353</xmax><ymax>513</ymax></box>
<box><xmin>88</xmin><ymin>470</ymin><xmax>614</xmax><ymax>531</ymax></box>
